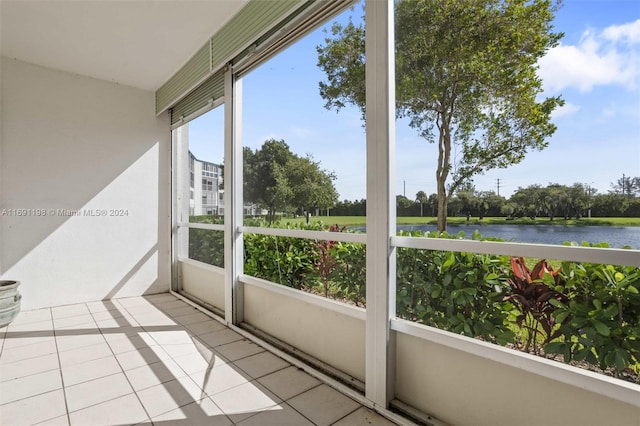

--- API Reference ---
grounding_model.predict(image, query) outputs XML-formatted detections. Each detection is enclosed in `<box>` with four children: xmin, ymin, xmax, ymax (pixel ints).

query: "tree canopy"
<box><xmin>244</xmin><ymin>139</ymin><xmax>338</xmax><ymax>223</ymax></box>
<box><xmin>610</xmin><ymin>175</ymin><xmax>640</xmax><ymax>198</ymax></box>
<box><xmin>317</xmin><ymin>0</ymin><xmax>564</xmax><ymax>231</ymax></box>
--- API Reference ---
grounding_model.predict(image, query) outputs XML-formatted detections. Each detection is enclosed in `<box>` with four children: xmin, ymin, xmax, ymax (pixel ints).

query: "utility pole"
<box><xmin>496</xmin><ymin>178</ymin><xmax>501</xmax><ymax>196</ymax></box>
<box><xmin>403</xmin><ymin>180</ymin><xmax>406</xmax><ymax>197</ymax></box>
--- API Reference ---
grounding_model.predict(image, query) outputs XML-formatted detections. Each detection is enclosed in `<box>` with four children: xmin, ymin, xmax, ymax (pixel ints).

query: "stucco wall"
<box><xmin>0</xmin><ymin>58</ymin><xmax>171</xmax><ymax>309</ymax></box>
<box><xmin>243</xmin><ymin>282</ymin><xmax>366</xmax><ymax>381</ymax></box>
<box><xmin>395</xmin><ymin>331</ymin><xmax>640</xmax><ymax>426</ymax></box>
<box><xmin>179</xmin><ymin>260</ymin><xmax>225</xmax><ymax>311</ymax></box>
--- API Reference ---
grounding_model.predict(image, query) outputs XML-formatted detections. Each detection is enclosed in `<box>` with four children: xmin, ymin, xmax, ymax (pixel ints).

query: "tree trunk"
<box><xmin>435</xmin><ymin>112</ymin><xmax>451</xmax><ymax>232</ymax></box>
<box><xmin>437</xmin><ymin>195</ymin><xmax>448</xmax><ymax>231</ymax></box>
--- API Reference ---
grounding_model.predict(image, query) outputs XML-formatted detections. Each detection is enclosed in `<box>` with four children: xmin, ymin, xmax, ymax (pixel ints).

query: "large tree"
<box><xmin>317</xmin><ymin>0</ymin><xmax>564</xmax><ymax>231</ymax></box>
<box><xmin>540</xmin><ymin>184</ymin><xmax>568</xmax><ymax>221</ymax></box>
<box><xmin>610</xmin><ymin>175</ymin><xmax>640</xmax><ymax>198</ymax></box>
<box><xmin>244</xmin><ymin>139</ymin><xmax>294</xmax><ymax>223</ymax></box>
<box><xmin>287</xmin><ymin>155</ymin><xmax>339</xmax><ymax>223</ymax></box>
<box><xmin>509</xmin><ymin>182</ymin><xmax>591</xmax><ymax>220</ymax></box>
<box><xmin>510</xmin><ymin>184</ymin><xmax>544</xmax><ymax>219</ymax></box>
<box><xmin>244</xmin><ymin>139</ymin><xmax>338</xmax><ymax>223</ymax></box>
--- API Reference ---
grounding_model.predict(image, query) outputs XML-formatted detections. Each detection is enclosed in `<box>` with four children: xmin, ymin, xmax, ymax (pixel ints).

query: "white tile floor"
<box><xmin>0</xmin><ymin>294</ymin><xmax>398</xmax><ymax>426</ymax></box>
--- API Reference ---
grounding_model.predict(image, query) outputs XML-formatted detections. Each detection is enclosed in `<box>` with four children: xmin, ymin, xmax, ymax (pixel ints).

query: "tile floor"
<box><xmin>0</xmin><ymin>293</ymin><xmax>398</xmax><ymax>426</ymax></box>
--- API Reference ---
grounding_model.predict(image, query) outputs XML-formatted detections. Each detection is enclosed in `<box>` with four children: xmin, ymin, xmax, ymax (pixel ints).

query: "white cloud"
<box><xmin>539</xmin><ymin>21</ymin><xmax>639</xmax><ymax>93</ymax></box>
<box><xmin>603</xmin><ymin>19</ymin><xmax>640</xmax><ymax>44</ymax></box>
<box><xmin>551</xmin><ymin>102</ymin><xmax>580</xmax><ymax>119</ymax></box>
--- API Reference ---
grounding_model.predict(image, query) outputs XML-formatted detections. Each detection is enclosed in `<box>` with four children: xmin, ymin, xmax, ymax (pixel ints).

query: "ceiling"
<box><xmin>0</xmin><ymin>0</ymin><xmax>249</xmax><ymax>91</ymax></box>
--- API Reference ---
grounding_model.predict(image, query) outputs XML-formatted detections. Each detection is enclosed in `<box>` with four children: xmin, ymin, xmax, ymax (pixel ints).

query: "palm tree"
<box><xmin>415</xmin><ymin>191</ymin><xmax>428</xmax><ymax>217</ymax></box>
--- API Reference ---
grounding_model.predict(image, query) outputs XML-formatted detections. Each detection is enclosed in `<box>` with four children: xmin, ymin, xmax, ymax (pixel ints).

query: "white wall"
<box><xmin>0</xmin><ymin>58</ymin><xmax>171</xmax><ymax>309</ymax></box>
<box><xmin>179</xmin><ymin>260</ymin><xmax>225</xmax><ymax>311</ymax></box>
<box><xmin>395</xmin><ymin>330</ymin><xmax>640</xmax><ymax>426</ymax></box>
<box><xmin>243</xmin><ymin>282</ymin><xmax>366</xmax><ymax>381</ymax></box>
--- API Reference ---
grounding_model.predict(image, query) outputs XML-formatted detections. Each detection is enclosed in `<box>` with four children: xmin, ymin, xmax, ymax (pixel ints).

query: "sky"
<box><xmin>188</xmin><ymin>0</ymin><xmax>640</xmax><ymax>201</ymax></box>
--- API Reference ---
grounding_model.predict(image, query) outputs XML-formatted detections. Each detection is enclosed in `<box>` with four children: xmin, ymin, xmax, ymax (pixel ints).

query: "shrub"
<box><xmin>189</xmin><ymin>215</ymin><xmax>224</xmax><ymax>267</ymax></box>
<box><xmin>396</xmin><ymin>230</ymin><xmax>515</xmax><ymax>345</ymax></box>
<box><xmin>329</xmin><ymin>241</ymin><xmax>366</xmax><ymax>306</ymax></box>
<box><xmin>187</xmin><ymin>217</ymin><xmax>640</xmax><ymax>380</ymax></box>
<box><xmin>243</xmin><ymin>221</ymin><xmax>321</xmax><ymax>290</ymax></box>
<box><xmin>544</xmin><ymin>243</ymin><xmax>640</xmax><ymax>375</ymax></box>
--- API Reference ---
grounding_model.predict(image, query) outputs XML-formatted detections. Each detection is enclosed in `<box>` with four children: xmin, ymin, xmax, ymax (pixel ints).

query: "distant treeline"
<box><xmin>332</xmin><ymin>182</ymin><xmax>640</xmax><ymax>219</ymax></box>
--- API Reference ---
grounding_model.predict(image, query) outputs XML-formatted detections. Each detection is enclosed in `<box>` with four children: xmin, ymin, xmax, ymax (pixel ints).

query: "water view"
<box><xmin>395</xmin><ymin>224</ymin><xmax>640</xmax><ymax>249</ymax></box>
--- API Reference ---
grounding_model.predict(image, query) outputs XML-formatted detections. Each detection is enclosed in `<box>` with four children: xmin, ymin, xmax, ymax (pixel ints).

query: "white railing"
<box><xmin>178</xmin><ymin>221</ymin><xmax>224</xmax><ymax>231</ymax></box>
<box><xmin>235</xmin><ymin>224</ymin><xmax>640</xmax><ymax>267</ymax></box>
<box><xmin>178</xmin><ymin>223</ymin><xmax>640</xmax><ymax>423</ymax></box>
<box><xmin>392</xmin><ymin>235</ymin><xmax>640</xmax><ymax>267</ymax></box>
<box><xmin>178</xmin><ymin>221</ymin><xmax>640</xmax><ymax>272</ymax></box>
<box><xmin>241</xmin><ymin>225</ymin><xmax>367</xmax><ymax>244</ymax></box>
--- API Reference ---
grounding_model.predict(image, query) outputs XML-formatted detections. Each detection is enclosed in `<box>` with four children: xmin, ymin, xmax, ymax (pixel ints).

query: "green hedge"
<box><xmin>188</xmin><ymin>216</ymin><xmax>224</xmax><ymax>266</ymax></box>
<box><xmin>396</xmin><ymin>230</ymin><xmax>515</xmax><ymax>345</ymax></box>
<box><xmin>187</xmin><ymin>219</ymin><xmax>640</xmax><ymax>381</ymax></box>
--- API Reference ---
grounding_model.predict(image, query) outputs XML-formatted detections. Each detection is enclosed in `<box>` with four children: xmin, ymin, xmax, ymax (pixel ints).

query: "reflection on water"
<box><xmin>358</xmin><ymin>224</ymin><xmax>640</xmax><ymax>248</ymax></box>
<box><xmin>401</xmin><ymin>224</ymin><xmax>639</xmax><ymax>248</ymax></box>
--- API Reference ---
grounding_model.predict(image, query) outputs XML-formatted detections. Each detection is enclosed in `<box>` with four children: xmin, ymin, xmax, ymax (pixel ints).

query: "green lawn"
<box><xmin>278</xmin><ymin>215</ymin><xmax>640</xmax><ymax>227</ymax></box>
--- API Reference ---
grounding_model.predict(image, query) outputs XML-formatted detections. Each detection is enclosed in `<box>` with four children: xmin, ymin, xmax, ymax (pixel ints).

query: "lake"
<box><xmin>395</xmin><ymin>224</ymin><xmax>640</xmax><ymax>248</ymax></box>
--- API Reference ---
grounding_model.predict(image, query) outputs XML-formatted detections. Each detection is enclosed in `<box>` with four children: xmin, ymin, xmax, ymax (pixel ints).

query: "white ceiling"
<box><xmin>0</xmin><ymin>0</ymin><xmax>249</xmax><ymax>91</ymax></box>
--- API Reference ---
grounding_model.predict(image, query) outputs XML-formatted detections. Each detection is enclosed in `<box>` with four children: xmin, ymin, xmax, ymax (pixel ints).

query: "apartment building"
<box><xmin>189</xmin><ymin>151</ymin><xmax>224</xmax><ymax>216</ymax></box>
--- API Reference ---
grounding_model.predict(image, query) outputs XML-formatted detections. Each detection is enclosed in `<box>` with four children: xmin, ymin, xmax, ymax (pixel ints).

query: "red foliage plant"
<box><xmin>317</xmin><ymin>224</ymin><xmax>345</xmax><ymax>297</ymax></box>
<box><xmin>504</xmin><ymin>257</ymin><xmax>568</xmax><ymax>354</ymax></box>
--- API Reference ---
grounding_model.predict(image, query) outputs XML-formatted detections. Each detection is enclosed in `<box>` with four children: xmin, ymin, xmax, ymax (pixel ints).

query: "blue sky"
<box><xmin>189</xmin><ymin>0</ymin><xmax>640</xmax><ymax>201</ymax></box>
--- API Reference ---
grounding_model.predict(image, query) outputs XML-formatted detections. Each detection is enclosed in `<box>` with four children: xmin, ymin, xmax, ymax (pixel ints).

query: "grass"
<box><xmin>277</xmin><ymin>215</ymin><xmax>640</xmax><ymax>227</ymax></box>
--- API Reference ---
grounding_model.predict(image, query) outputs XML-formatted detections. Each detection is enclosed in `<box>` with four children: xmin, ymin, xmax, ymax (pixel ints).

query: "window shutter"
<box><xmin>158</xmin><ymin>0</ymin><xmax>355</xmax><ymax>125</ymax></box>
<box><xmin>170</xmin><ymin>68</ymin><xmax>225</xmax><ymax>127</ymax></box>
<box><xmin>157</xmin><ymin>0</ymin><xmax>305</xmax><ymax>117</ymax></box>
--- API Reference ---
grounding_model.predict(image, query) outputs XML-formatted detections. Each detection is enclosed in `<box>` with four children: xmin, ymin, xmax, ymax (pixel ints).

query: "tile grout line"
<box><xmin>0</xmin><ymin>311</ymin><xmax>64</xmax><ymax>416</ymax></box>
<box><xmin>145</xmin><ymin>297</ymin><xmax>271</xmax><ymax>425</ymax></box>
<box><xmin>283</xmin><ymin>400</ymin><xmax>322</xmax><ymax>426</ymax></box>
<box><xmin>215</xmin><ymin>344</ymin><xmax>265</xmax><ymax>365</ymax></box>
<box><xmin>15</xmin><ymin>296</ymin><xmax>385</xmax><ymax>426</ymax></box>
<box><xmin>0</xmin><ymin>377</ymin><xmax>63</xmax><ymax>408</ymax></box>
<box><xmin>170</xmin><ymin>292</ymin><xmax>416</xmax><ymax>426</ymax></box>
<box><xmin>0</xmin><ymin>322</ymin><xmax>6</xmax><ymax>357</ymax></box>
<box><xmin>281</xmin><ymin>382</ymin><xmax>326</xmax><ymax>426</ymax></box>
<box><xmin>51</xmin><ymin>306</ymin><xmax>72</xmax><ymax>426</ymax></box>
<box><xmin>63</xmin><ymin>388</ymin><xmax>140</xmax><ymax>420</ymax></box>
<box><xmin>260</xmin><ymin>374</ymin><xmax>324</xmax><ymax>402</ymax></box>
<box><xmin>109</xmin><ymin>297</ymin><xmax>233</xmax><ymax>425</ymax></box>
<box><xmin>328</xmin><ymin>404</ymin><xmax>364</xmax><ymax>426</ymax></box>
<box><xmin>236</xmin><ymin>359</ymin><xmax>291</xmax><ymax>381</ymax></box>
<box><xmin>0</xmin><ymin>340</ymin><xmax>57</xmax><ymax>366</ymax></box>
<box><xmin>88</xmin><ymin>299</ymin><xmax>155</xmax><ymax>425</ymax></box>
<box><xmin>164</xmin><ymin>337</ymin><xmax>236</xmax><ymax>424</ymax></box>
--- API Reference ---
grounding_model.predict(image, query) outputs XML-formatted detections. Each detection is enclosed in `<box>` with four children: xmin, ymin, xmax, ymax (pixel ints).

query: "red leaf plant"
<box><xmin>504</xmin><ymin>257</ymin><xmax>568</xmax><ymax>354</ymax></box>
<box><xmin>317</xmin><ymin>224</ymin><xmax>345</xmax><ymax>297</ymax></box>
